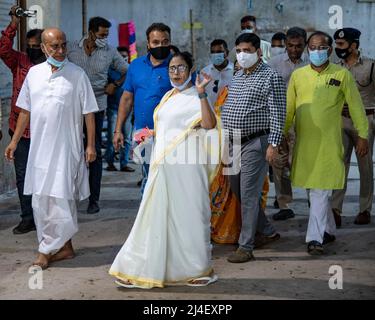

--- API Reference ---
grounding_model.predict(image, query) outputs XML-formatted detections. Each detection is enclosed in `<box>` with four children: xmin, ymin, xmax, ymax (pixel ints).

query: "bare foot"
<box><xmin>50</xmin><ymin>240</ymin><xmax>75</xmax><ymax>263</ymax></box>
<box><xmin>31</xmin><ymin>253</ymin><xmax>51</xmax><ymax>270</ymax></box>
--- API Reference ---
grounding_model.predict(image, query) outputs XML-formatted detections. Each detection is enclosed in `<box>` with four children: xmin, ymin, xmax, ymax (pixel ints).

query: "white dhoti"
<box><xmin>306</xmin><ymin>189</ymin><xmax>336</xmax><ymax>244</ymax></box>
<box><xmin>32</xmin><ymin>195</ymin><xmax>78</xmax><ymax>255</ymax></box>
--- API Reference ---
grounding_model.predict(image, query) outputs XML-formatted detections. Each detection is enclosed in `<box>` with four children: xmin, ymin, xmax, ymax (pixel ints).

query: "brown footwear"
<box><xmin>354</xmin><ymin>211</ymin><xmax>371</xmax><ymax>225</ymax></box>
<box><xmin>121</xmin><ymin>165</ymin><xmax>135</xmax><ymax>172</ymax></box>
<box><xmin>332</xmin><ymin>208</ymin><xmax>342</xmax><ymax>228</ymax></box>
<box><xmin>227</xmin><ymin>248</ymin><xmax>255</xmax><ymax>263</ymax></box>
<box><xmin>106</xmin><ymin>163</ymin><xmax>118</xmax><ymax>171</ymax></box>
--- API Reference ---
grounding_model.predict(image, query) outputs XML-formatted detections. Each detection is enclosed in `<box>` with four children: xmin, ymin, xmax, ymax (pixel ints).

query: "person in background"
<box><xmin>68</xmin><ymin>16</ymin><xmax>128</xmax><ymax>214</ymax></box>
<box><xmin>267</xmin><ymin>26</ymin><xmax>309</xmax><ymax>221</ymax></box>
<box><xmin>270</xmin><ymin>32</ymin><xmax>286</xmax><ymax>58</ymax></box>
<box><xmin>331</xmin><ymin>28</ymin><xmax>375</xmax><ymax>226</ymax></box>
<box><xmin>200</xmin><ymin>39</ymin><xmax>234</xmax><ymax>107</ymax></box>
<box><xmin>105</xmin><ymin>46</ymin><xmax>134</xmax><ymax>172</ymax></box>
<box><xmin>113</xmin><ymin>23</ymin><xmax>173</xmax><ymax>195</ymax></box>
<box><xmin>0</xmin><ymin>5</ymin><xmax>46</xmax><ymax>234</ymax></box>
<box><xmin>240</xmin><ymin>15</ymin><xmax>272</xmax><ymax>63</ymax></box>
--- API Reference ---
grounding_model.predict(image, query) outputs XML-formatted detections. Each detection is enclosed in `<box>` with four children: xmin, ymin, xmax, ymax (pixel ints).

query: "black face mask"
<box><xmin>26</xmin><ymin>48</ymin><xmax>46</xmax><ymax>64</ymax></box>
<box><xmin>335</xmin><ymin>47</ymin><xmax>352</xmax><ymax>60</ymax></box>
<box><xmin>149</xmin><ymin>46</ymin><xmax>170</xmax><ymax>60</ymax></box>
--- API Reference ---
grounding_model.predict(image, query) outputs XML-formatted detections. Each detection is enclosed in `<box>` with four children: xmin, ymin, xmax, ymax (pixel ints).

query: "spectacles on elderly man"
<box><xmin>169</xmin><ymin>65</ymin><xmax>189</xmax><ymax>74</ymax></box>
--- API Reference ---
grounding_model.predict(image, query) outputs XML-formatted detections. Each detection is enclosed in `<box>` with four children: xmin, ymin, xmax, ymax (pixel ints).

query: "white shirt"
<box><xmin>267</xmin><ymin>52</ymin><xmax>309</xmax><ymax>85</ymax></box>
<box><xmin>200</xmin><ymin>61</ymin><xmax>234</xmax><ymax>106</ymax></box>
<box><xmin>16</xmin><ymin>61</ymin><xmax>99</xmax><ymax>200</ymax></box>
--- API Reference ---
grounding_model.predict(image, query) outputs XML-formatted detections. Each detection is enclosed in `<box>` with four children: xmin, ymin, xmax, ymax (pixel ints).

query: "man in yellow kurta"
<box><xmin>285</xmin><ymin>31</ymin><xmax>369</xmax><ymax>255</ymax></box>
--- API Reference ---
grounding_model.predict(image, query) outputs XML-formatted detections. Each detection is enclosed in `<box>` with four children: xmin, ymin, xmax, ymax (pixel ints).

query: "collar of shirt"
<box><xmin>209</xmin><ymin>61</ymin><xmax>234</xmax><ymax>72</ymax></box>
<box><xmin>238</xmin><ymin>60</ymin><xmax>264</xmax><ymax>76</ymax></box>
<box><xmin>308</xmin><ymin>62</ymin><xmax>334</xmax><ymax>75</ymax></box>
<box><xmin>283</xmin><ymin>52</ymin><xmax>309</xmax><ymax>64</ymax></box>
<box><xmin>144</xmin><ymin>52</ymin><xmax>172</xmax><ymax>68</ymax></box>
<box><xmin>340</xmin><ymin>52</ymin><xmax>363</xmax><ymax>68</ymax></box>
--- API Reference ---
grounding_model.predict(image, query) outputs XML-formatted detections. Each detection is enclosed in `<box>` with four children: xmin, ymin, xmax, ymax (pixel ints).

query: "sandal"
<box><xmin>307</xmin><ymin>241</ymin><xmax>323</xmax><ymax>255</ymax></box>
<box><xmin>187</xmin><ymin>274</ymin><xmax>218</xmax><ymax>287</ymax></box>
<box><xmin>115</xmin><ymin>279</ymin><xmax>136</xmax><ymax>288</ymax></box>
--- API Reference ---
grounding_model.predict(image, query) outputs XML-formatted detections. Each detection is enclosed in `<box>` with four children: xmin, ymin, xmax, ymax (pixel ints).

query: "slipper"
<box><xmin>115</xmin><ymin>279</ymin><xmax>137</xmax><ymax>288</ymax></box>
<box><xmin>187</xmin><ymin>274</ymin><xmax>218</xmax><ymax>287</ymax></box>
<box><xmin>115</xmin><ymin>279</ymin><xmax>152</xmax><ymax>289</ymax></box>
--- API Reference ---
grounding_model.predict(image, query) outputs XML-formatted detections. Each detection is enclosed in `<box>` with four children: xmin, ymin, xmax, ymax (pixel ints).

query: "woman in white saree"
<box><xmin>109</xmin><ymin>52</ymin><xmax>219</xmax><ymax>288</ymax></box>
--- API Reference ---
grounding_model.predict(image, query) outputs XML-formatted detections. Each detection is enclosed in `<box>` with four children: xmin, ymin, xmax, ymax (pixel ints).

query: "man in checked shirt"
<box><xmin>221</xmin><ymin>33</ymin><xmax>286</xmax><ymax>263</ymax></box>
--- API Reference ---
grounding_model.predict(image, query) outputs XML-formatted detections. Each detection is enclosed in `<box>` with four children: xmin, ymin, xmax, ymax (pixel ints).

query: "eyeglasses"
<box><xmin>308</xmin><ymin>45</ymin><xmax>330</xmax><ymax>51</ymax></box>
<box><xmin>169</xmin><ymin>65</ymin><xmax>188</xmax><ymax>74</ymax></box>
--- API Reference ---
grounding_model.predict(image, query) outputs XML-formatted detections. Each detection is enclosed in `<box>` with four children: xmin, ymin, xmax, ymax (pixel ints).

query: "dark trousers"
<box><xmin>83</xmin><ymin>111</ymin><xmax>104</xmax><ymax>203</ymax></box>
<box><xmin>9</xmin><ymin>130</ymin><xmax>33</xmax><ymax>222</ymax></box>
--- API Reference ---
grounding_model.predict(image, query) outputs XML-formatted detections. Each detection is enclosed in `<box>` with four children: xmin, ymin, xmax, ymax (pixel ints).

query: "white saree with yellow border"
<box><xmin>109</xmin><ymin>86</ymin><xmax>220</xmax><ymax>288</ymax></box>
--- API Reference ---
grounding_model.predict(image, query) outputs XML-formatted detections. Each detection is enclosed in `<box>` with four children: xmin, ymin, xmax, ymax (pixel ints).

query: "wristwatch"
<box><xmin>198</xmin><ymin>92</ymin><xmax>208</xmax><ymax>99</ymax></box>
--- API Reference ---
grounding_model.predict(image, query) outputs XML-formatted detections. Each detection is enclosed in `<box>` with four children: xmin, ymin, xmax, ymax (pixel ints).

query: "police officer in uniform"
<box><xmin>332</xmin><ymin>28</ymin><xmax>375</xmax><ymax>226</ymax></box>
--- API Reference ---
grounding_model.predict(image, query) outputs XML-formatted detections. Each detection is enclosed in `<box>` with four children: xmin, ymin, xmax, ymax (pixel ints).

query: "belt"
<box><xmin>342</xmin><ymin>107</ymin><xmax>375</xmax><ymax>118</ymax></box>
<box><xmin>240</xmin><ymin>129</ymin><xmax>270</xmax><ymax>144</ymax></box>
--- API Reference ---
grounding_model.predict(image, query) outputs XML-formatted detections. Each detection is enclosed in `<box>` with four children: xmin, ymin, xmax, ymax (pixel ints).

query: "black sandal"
<box><xmin>307</xmin><ymin>241</ymin><xmax>323</xmax><ymax>255</ymax></box>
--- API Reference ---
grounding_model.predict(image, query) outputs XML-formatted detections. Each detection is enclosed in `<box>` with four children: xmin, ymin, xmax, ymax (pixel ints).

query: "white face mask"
<box><xmin>240</xmin><ymin>28</ymin><xmax>254</xmax><ymax>35</ymax></box>
<box><xmin>170</xmin><ymin>73</ymin><xmax>192</xmax><ymax>91</ymax></box>
<box><xmin>236</xmin><ymin>51</ymin><xmax>259</xmax><ymax>69</ymax></box>
<box><xmin>271</xmin><ymin>47</ymin><xmax>285</xmax><ymax>57</ymax></box>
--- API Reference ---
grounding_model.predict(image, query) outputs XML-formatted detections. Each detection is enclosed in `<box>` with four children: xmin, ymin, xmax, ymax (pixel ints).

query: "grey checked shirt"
<box><xmin>221</xmin><ymin>61</ymin><xmax>286</xmax><ymax>146</ymax></box>
<box><xmin>68</xmin><ymin>37</ymin><xmax>128</xmax><ymax>111</ymax></box>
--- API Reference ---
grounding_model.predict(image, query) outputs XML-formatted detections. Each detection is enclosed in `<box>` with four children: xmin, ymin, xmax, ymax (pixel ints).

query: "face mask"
<box><xmin>170</xmin><ymin>73</ymin><xmax>192</xmax><ymax>91</ymax></box>
<box><xmin>43</xmin><ymin>45</ymin><xmax>67</xmax><ymax>69</ymax></box>
<box><xmin>309</xmin><ymin>49</ymin><xmax>329</xmax><ymax>67</ymax></box>
<box><xmin>210</xmin><ymin>52</ymin><xmax>225</xmax><ymax>66</ymax></box>
<box><xmin>240</xmin><ymin>28</ymin><xmax>254</xmax><ymax>34</ymax></box>
<box><xmin>271</xmin><ymin>47</ymin><xmax>285</xmax><ymax>57</ymax></box>
<box><xmin>26</xmin><ymin>48</ymin><xmax>45</xmax><ymax>64</ymax></box>
<box><xmin>236</xmin><ymin>51</ymin><xmax>259</xmax><ymax>69</ymax></box>
<box><xmin>149</xmin><ymin>46</ymin><xmax>170</xmax><ymax>60</ymax></box>
<box><xmin>335</xmin><ymin>47</ymin><xmax>351</xmax><ymax>60</ymax></box>
<box><xmin>95</xmin><ymin>37</ymin><xmax>108</xmax><ymax>48</ymax></box>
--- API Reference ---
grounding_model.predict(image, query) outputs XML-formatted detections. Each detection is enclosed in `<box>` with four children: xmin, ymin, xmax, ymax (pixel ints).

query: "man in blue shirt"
<box><xmin>113</xmin><ymin>23</ymin><xmax>172</xmax><ymax>193</ymax></box>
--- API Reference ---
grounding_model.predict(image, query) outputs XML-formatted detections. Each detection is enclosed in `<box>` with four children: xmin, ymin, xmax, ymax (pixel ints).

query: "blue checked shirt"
<box><xmin>221</xmin><ymin>61</ymin><xmax>286</xmax><ymax>146</ymax></box>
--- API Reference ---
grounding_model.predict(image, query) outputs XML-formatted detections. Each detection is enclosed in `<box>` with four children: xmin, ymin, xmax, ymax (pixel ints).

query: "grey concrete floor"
<box><xmin>0</xmin><ymin>156</ymin><xmax>374</xmax><ymax>300</ymax></box>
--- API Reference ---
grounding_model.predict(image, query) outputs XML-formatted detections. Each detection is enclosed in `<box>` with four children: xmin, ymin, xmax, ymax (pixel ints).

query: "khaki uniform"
<box><xmin>331</xmin><ymin>55</ymin><xmax>375</xmax><ymax>214</ymax></box>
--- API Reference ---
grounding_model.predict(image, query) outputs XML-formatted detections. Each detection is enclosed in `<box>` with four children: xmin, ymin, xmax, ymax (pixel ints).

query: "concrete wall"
<box><xmin>57</xmin><ymin>0</ymin><xmax>375</xmax><ymax>69</ymax></box>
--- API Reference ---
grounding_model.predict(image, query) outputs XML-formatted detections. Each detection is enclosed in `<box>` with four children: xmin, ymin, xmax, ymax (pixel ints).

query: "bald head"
<box><xmin>41</xmin><ymin>28</ymin><xmax>66</xmax><ymax>44</ymax></box>
<box><xmin>41</xmin><ymin>28</ymin><xmax>67</xmax><ymax>64</ymax></box>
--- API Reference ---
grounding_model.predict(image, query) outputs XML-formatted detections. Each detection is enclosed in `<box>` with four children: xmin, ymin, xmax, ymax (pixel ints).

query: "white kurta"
<box><xmin>109</xmin><ymin>86</ymin><xmax>220</xmax><ymax>288</ymax></box>
<box><xmin>16</xmin><ymin>61</ymin><xmax>99</xmax><ymax>200</ymax></box>
<box><xmin>16</xmin><ymin>61</ymin><xmax>98</xmax><ymax>254</ymax></box>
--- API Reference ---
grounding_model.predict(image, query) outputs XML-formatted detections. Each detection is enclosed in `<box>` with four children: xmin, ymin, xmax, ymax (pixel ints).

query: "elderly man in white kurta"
<box><xmin>5</xmin><ymin>28</ymin><xmax>98</xmax><ymax>269</ymax></box>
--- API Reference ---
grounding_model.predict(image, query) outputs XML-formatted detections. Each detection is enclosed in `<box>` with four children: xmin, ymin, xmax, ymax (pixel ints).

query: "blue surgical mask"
<box><xmin>309</xmin><ymin>49</ymin><xmax>329</xmax><ymax>67</ymax></box>
<box><xmin>43</xmin><ymin>45</ymin><xmax>67</xmax><ymax>69</ymax></box>
<box><xmin>47</xmin><ymin>56</ymin><xmax>67</xmax><ymax>69</ymax></box>
<box><xmin>210</xmin><ymin>52</ymin><xmax>225</xmax><ymax>66</ymax></box>
<box><xmin>170</xmin><ymin>73</ymin><xmax>192</xmax><ymax>91</ymax></box>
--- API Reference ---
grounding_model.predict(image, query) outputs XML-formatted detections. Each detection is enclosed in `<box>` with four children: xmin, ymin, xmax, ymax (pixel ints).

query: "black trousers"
<box><xmin>9</xmin><ymin>130</ymin><xmax>33</xmax><ymax>222</ymax></box>
<box><xmin>83</xmin><ymin>111</ymin><xmax>104</xmax><ymax>203</ymax></box>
